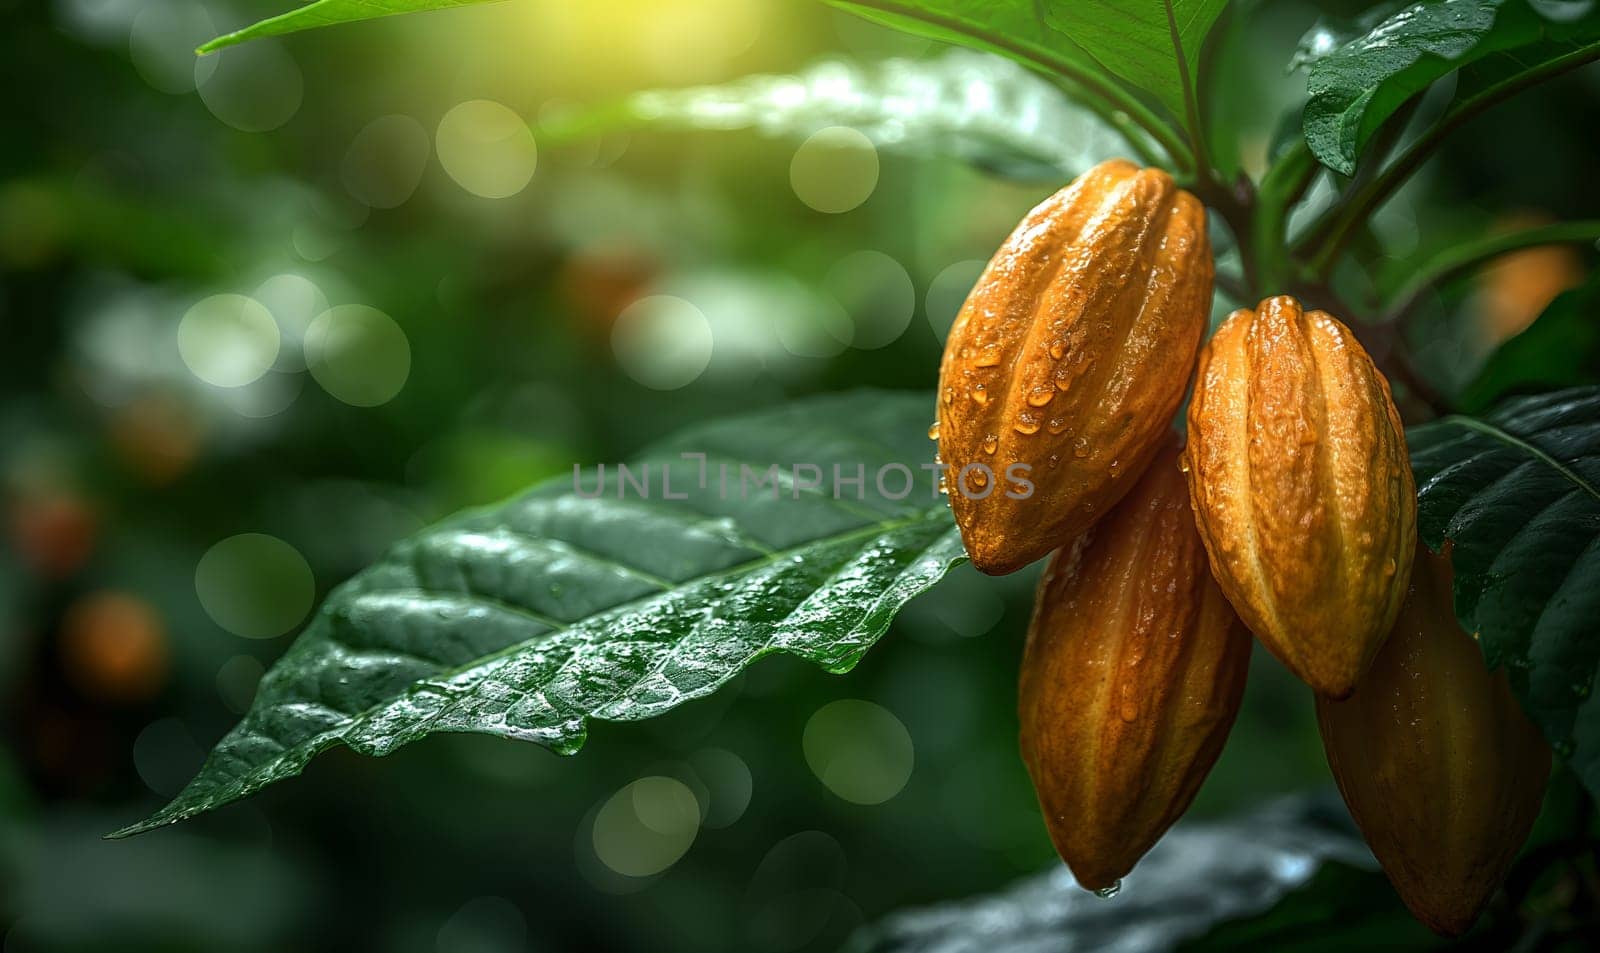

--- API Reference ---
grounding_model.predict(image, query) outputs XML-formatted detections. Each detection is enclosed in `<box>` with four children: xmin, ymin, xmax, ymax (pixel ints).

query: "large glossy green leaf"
<box><xmin>1303</xmin><ymin>0</ymin><xmax>1600</xmax><ymax>175</ymax></box>
<box><xmin>110</xmin><ymin>392</ymin><xmax>965</xmax><ymax>837</ymax></box>
<box><xmin>847</xmin><ymin>795</ymin><xmax>1379</xmax><ymax>953</ymax></box>
<box><xmin>1407</xmin><ymin>386</ymin><xmax>1600</xmax><ymax>795</ymax></box>
<box><xmin>543</xmin><ymin>50</ymin><xmax>1133</xmax><ymax>182</ymax></box>
<box><xmin>198</xmin><ymin>0</ymin><xmax>499</xmax><ymax>53</ymax></box>
<box><xmin>1042</xmin><ymin>0</ymin><xmax>1227</xmax><ymax>120</ymax></box>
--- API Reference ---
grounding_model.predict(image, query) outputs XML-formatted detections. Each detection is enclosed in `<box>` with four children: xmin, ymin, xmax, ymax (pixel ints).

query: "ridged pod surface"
<box><xmin>1019</xmin><ymin>443</ymin><xmax>1251</xmax><ymax>891</ymax></box>
<box><xmin>1184</xmin><ymin>296</ymin><xmax>1415</xmax><ymax>698</ymax></box>
<box><xmin>937</xmin><ymin>159</ymin><xmax>1212</xmax><ymax>575</ymax></box>
<box><xmin>1317</xmin><ymin>544</ymin><xmax>1551</xmax><ymax>936</ymax></box>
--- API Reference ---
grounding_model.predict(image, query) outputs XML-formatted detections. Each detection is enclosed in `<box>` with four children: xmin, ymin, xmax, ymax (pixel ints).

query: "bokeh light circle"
<box><xmin>790</xmin><ymin>127</ymin><xmax>879</xmax><ymax>213</ymax></box>
<box><xmin>253</xmin><ymin>272</ymin><xmax>328</xmax><ymax>372</ymax></box>
<box><xmin>132</xmin><ymin>718</ymin><xmax>203</xmax><ymax>797</ymax></box>
<box><xmin>689</xmin><ymin>748</ymin><xmax>753</xmax><ymax>829</ymax></box>
<box><xmin>216</xmin><ymin>654</ymin><xmax>265</xmax><ymax>713</ymax></box>
<box><xmin>802</xmin><ymin>699</ymin><xmax>914</xmax><ymax>805</ymax></box>
<box><xmin>129</xmin><ymin>2</ymin><xmax>216</xmax><ymax>94</ymax></box>
<box><xmin>611</xmin><ymin>295</ymin><xmax>714</xmax><ymax>390</ymax></box>
<box><xmin>824</xmin><ymin>250</ymin><xmax>916</xmax><ymax>349</ymax></box>
<box><xmin>436</xmin><ymin>100</ymin><xmax>538</xmax><ymax>199</ymax></box>
<box><xmin>177</xmin><ymin>293</ymin><xmax>281</xmax><ymax>388</ymax></box>
<box><xmin>305</xmin><ymin>305</ymin><xmax>412</xmax><ymax>407</ymax></box>
<box><xmin>925</xmin><ymin>259</ymin><xmax>988</xmax><ymax>343</ymax></box>
<box><xmin>196</xmin><ymin>41</ymin><xmax>303</xmax><ymax>132</ymax></box>
<box><xmin>341</xmin><ymin>115</ymin><xmax>431</xmax><ymax>209</ymax></box>
<box><xmin>195</xmin><ymin>533</ymin><xmax>315</xmax><ymax>639</ymax></box>
<box><xmin>592</xmin><ymin>776</ymin><xmax>701</xmax><ymax>877</ymax></box>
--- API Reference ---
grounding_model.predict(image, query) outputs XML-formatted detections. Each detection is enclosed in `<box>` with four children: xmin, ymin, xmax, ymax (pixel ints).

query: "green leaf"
<box><xmin>819</xmin><ymin>2</ymin><xmax>1197</xmax><ymax>168</ymax></box>
<box><xmin>110</xmin><ymin>391</ymin><xmax>965</xmax><ymax>837</ymax></box>
<box><xmin>198</xmin><ymin>0</ymin><xmax>501</xmax><ymax>53</ymax></box>
<box><xmin>543</xmin><ymin>51</ymin><xmax>1135</xmax><ymax>182</ymax></box>
<box><xmin>824</xmin><ymin>1</ymin><xmax>1105</xmax><ymax>78</ymax></box>
<box><xmin>1042</xmin><ymin>0</ymin><xmax>1228</xmax><ymax>121</ymax></box>
<box><xmin>1304</xmin><ymin>0</ymin><xmax>1600</xmax><ymax>175</ymax></box>
<box><xmin>1407</xmin><ymin>386</ymin><xmax>1600</xmax><ymax>796</ymax></box>
<box><xmin>1459</xmin><ymin>276</ymin><xmax>1600</xmax><ymax>413</ymax></box>
<box><xmin>847</xmin><ymin>794</ymin><xmax>1378</xmax><ymax>952</ymax></box>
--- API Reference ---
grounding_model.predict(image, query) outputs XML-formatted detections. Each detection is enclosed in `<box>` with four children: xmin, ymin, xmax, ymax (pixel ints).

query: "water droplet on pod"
<box><xmin>971</xmin><ymin>384</ymin><xmax>988</xmax><ymax>405</ymax></box>
<box><xmin>1072</xmin><ymin>436</ymin><xmax>1089</xmax><ymax>458</ymax></box>
<box><xmin>1094</xmin><ymin>881</ymin><xmax>1122</xmax><ymax>899</ymax></box>
<box><xmin>1027</xmin><ymin>385</ymin><xmax>1053</xmax><ymax>407</ymax></box>
<box><xmin>981</xmin><ymin>433</ymin><xmax>998</xmax><ymax>455</ymax></box>
<box><xmin>927</xmin><ymin>420</ymin><xmax>941</xmax><ymax>441</ymax></box>
<box><xmin>1014</xmin><ymin>413</ymin><xmax>1041</xmax><ymax>435</ymax></box>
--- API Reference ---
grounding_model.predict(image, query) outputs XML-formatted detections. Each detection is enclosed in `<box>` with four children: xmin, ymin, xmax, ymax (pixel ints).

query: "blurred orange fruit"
<box><xmin>560</xmin><ymin>242</ymin><xmax>657</xmax><ymax>333</ymax></box>
<box><xmin>1475</xmin><ymin>214</ymin><xmax>1583</xmax><ymax>344</ymax></box>
<box><xmin>60</xmin><ymin>591</ymin><xmax>169</xmax><ymax>703</ymax></box>
<box><xmin>9</xmin><ymin>491</ymin><xmax>97</xmax><ymax>578</ymax></box>
<box><xmin>109</xmin><ymin>392</ymin><xmax>203</xmax><ymax>486</ymax></box>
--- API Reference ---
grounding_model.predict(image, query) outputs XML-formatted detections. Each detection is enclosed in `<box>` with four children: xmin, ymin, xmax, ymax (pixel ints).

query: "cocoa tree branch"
<box><xmin>1252</xmin><ymin>140</ymin><xmax>1319</xmax><ymax>294</ymax></box>
<box><xmin>1194</xmin><ymin>173</ymin><xmax>1259</xmax><ymax>298</ymax></box>
<box><xmin>1382</xmin><ymin>220</ymin><xmax>1600</xmax><ymax>325</ymax></box>
<box><xmin>1303</xmin><ymin>45</ymin><xmax>1600</xmax><ymax>278</ymax></box>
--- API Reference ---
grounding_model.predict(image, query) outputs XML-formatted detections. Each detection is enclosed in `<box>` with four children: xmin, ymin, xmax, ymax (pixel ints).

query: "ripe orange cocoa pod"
<box><xmin>1019</xmin><ymin>442</ymin><xmax>1251</xmax><ymax>891</ymax></box>
<box><xmin>1316</xmin><ymin>544</ymin><xmax>1551</xmax><ymax>937</ymax></box>
<box><xmin>937</xmin><ymin>159</ymin><xmax>1212</xmax><ymax>575</ymax></box>
<box><xmin>1183</xmin><ymin>295</ymin><xmax>1416</xmax><ymax>698</ymax></box>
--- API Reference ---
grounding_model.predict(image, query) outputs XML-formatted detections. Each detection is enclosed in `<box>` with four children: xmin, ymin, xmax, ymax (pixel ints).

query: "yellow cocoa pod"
<box><xmin>1019</xmin><ymin>442</ymin><xmax>1251</xmax><ymax>891</ymax></box>
<box><xmin>1317</xmin><ymin>544</ymin><xmax>1551</xmax><ymax>937</ymax></box>
<box><xmin>938</xmin><ymin>159</ymin><xmax>1212</xmax><ymax>575</ymax></box>
<box><xmin>1184</xmin><ymin>295</ymin><xmax>1416</xmax><ymax>698</ymax></box>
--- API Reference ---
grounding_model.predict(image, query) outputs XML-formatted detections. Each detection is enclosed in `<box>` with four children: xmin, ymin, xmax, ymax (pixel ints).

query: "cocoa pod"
<box><xmin>937</xmin><ymin>159</ymin><xmax>1212</xmax><ymax>575</ymax></box>
<box><xmin>1019</xmin><ymin>442</ymin><xmax>1251</xmax><ymax>891</ymax></box>
<box><xmin>1183</xmin><ymin>295</ymin><xmax>1416</xmax><ymax>698</ymax></box>
<box><xmin>1317</xmin><ymin>544</ymin><xmax>1551</xmax><ymax>937</ymax></box>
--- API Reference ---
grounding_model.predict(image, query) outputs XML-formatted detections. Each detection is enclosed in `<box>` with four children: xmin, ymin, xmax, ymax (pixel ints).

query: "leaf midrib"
<box><xmin>113</xmin><ymin>505</ymin><xmax>954</xmax><ymax>836</ymax></box>
<box><xmin>1432</xmin><ymin>414</ymin><xmax>1600</xmax><ymax>503</ymax></box>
